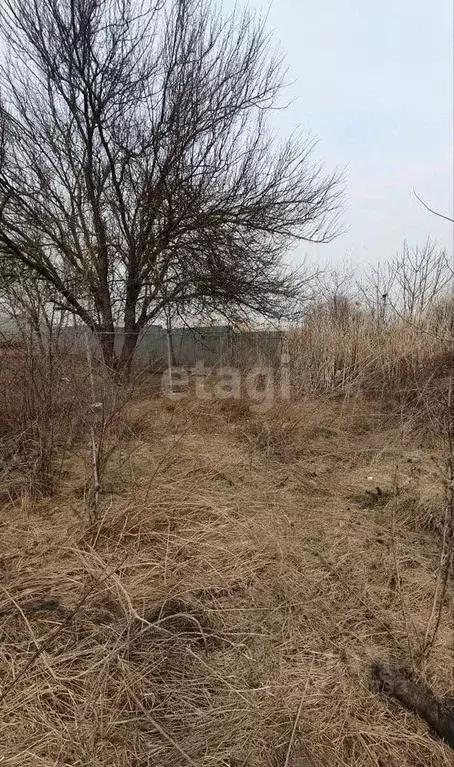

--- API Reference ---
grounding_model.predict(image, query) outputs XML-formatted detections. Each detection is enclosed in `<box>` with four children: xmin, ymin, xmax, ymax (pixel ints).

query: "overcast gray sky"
<box><xmin>227</xmin><ymin>0</ymin><xmax>453</xmax><ymax>271</ymax></box>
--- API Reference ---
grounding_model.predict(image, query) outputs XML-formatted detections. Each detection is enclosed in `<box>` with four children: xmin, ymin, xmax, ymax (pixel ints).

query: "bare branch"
<box><xmin>413</xmin><ymin>189</ymin><xmax>454</xmax><ymax>224</ymax></box>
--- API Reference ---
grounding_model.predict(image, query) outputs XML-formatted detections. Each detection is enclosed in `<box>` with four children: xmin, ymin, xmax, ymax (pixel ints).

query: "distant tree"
<box><xmin>360</xmin><ymin>238</ymin><xmax>451</xmax><ymax>324</ymax></box>
<box><xmin>392</xmin><ymin>238</ymin><xmax>451</xmax><ymax>319</ymax></box>
<box><xmin>315</xmin><ymin>260</ymin><xmax>357</xmax><ymax>321</ymax></box>
<box><xmin>358</xmin><ymin>259</ymin><xmax>396</xmax><ymax>327</ymax></box>
<box><xmin>0</xmin><ymin>0</ymin><xmax>342</xmax><ymax>373</ymax></box>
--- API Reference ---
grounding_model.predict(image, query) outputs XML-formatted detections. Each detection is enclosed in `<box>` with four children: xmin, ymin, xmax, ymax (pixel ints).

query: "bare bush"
<box><xmin>0</xmin><ymin>341</ymin><xmax>84</xmax><ymax>497</ymax></box>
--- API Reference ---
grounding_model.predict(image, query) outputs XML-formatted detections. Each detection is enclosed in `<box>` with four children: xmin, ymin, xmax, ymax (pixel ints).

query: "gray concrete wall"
<box><xmin>0</xmin><ymin>318</ymin><xmax>283</xmax><ymax>367</ymax></box>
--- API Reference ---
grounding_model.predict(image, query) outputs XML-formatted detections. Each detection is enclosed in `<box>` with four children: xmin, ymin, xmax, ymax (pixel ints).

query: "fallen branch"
<box><xmin>372</xmin><ymin>661</ymin><xmax>454</xmax><ymax>749</ymax></box>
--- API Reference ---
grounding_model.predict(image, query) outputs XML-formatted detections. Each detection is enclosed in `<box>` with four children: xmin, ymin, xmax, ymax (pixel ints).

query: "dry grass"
<box><xmin>1</xmin><ymin>385</ymin><xmax>454</xmax><ymax>766</ymax></box>
<box><xmin>289</xmin><ymin>305</ymin><xmax>454</xmax><ymax>399</ymax></box>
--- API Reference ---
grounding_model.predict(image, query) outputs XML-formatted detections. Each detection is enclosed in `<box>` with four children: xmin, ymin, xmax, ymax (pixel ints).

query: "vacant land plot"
<box><xmin>1</xmin><ymin>382</ymin><xmax>454</xmax><ymax>766</ymax></box>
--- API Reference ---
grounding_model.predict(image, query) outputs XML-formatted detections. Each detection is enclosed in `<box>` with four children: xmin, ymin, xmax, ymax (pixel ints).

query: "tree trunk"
<box><xmin>98</xmin><ymin>328</ymin><xmax>116</xmax><ymax>371</ymax></box>
<box><xmin>115</xmin><ymin>280</ymin><xmax>142</xmax><ymax>378</ymax></box>
<box><xmin>116</xmin><ymin>328</ymin><xmax>140</xmax><ymax>378</ymax></box>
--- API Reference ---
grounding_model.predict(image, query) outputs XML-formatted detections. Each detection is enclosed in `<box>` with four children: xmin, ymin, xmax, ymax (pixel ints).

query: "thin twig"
<box><xmin>129</xmin><ymin>689</ymin><xmax>198</xmax><ymax>767</ymax></box>
<box><xmin>312</xmin><ymin>549</ymin><xmax>400</xmax><ymax>646</ymax></box>
<box><xmin>284</xmin><ymin>655</ymin><xmax>315</xmax><ymax>767</ymax></box>
<box><xmin>390</xmin><ymin>504</ymin><xmax>419</xmax><ymax>667</ymax></box>
<box><xmin>84</xmin><ymin>330</ymin><xmax>100</xmax><ymax>508</ymax></box>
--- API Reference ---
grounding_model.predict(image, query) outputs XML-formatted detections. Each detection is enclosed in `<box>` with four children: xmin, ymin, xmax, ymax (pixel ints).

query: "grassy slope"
<box><xmin>1</xmin><ymin>392</ymin><xmax>453</xmax><ymax>766</ymax></box>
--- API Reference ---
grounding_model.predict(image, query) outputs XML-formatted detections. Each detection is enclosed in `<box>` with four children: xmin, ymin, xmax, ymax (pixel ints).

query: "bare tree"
<box><xmin>316</xmin><ymin>260</ymin><xmax>356</xmax><ymax>321</ymax></box>
<box><xmin>360</xmin><ymin>238</ymin><xmax>451</xmax><ymax>324</ymax></box>
<box><xmin>0</xmin><ymin>0</ymin><xmax>342</xmax><ymax>374</ymax></box>
<box><xmin>358</xmin><ymin>259</ymin><xmax>396</xmax><ymax>327</ymax></box>
<box><xmin>392</xmin><ymin>238</ymin><xmax>451</xmax><ymax>319</ymax></box>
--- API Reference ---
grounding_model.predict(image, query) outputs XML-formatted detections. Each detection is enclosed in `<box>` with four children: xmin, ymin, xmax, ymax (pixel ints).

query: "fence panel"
<box><xmin>0</xmin><ymin>317</ymin><xmax>284</xmax><ymax>368</ymax></box>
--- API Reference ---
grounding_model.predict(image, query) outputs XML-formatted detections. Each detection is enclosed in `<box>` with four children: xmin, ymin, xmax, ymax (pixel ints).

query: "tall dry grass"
<box><xmin>289</xmin><ymin>300</ymin><xmax>454</xmax><ymax>398</ymax></box>
<box><xmin>1</xmin><ymin>298</ymin><xmax>454</xmax><ymax>765</ymax></box>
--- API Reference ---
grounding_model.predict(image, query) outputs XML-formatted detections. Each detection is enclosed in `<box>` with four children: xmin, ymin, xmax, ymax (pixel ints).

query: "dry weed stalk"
<box><xmin>422</xmin><ymin>377</ymin><xmax>454</xmax><ymax>660</ymax></box>
<box><xmin>390</xmin><ymin>504</ymin><xmax>419</xmax><ymax>669</ymax></box>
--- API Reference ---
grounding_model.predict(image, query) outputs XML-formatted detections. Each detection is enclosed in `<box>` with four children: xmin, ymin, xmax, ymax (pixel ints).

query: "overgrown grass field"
<box><xmin>1</xmin><ymin>310</ymin><xmax>454</xmax><ymax>766</ymax></box>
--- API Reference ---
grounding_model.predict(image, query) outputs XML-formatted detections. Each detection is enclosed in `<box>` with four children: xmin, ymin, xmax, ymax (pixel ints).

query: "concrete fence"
<box><xmin>0</xmin><ymin>317</ymin><xmax>284</xmax><ymax>368</ymax></box>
